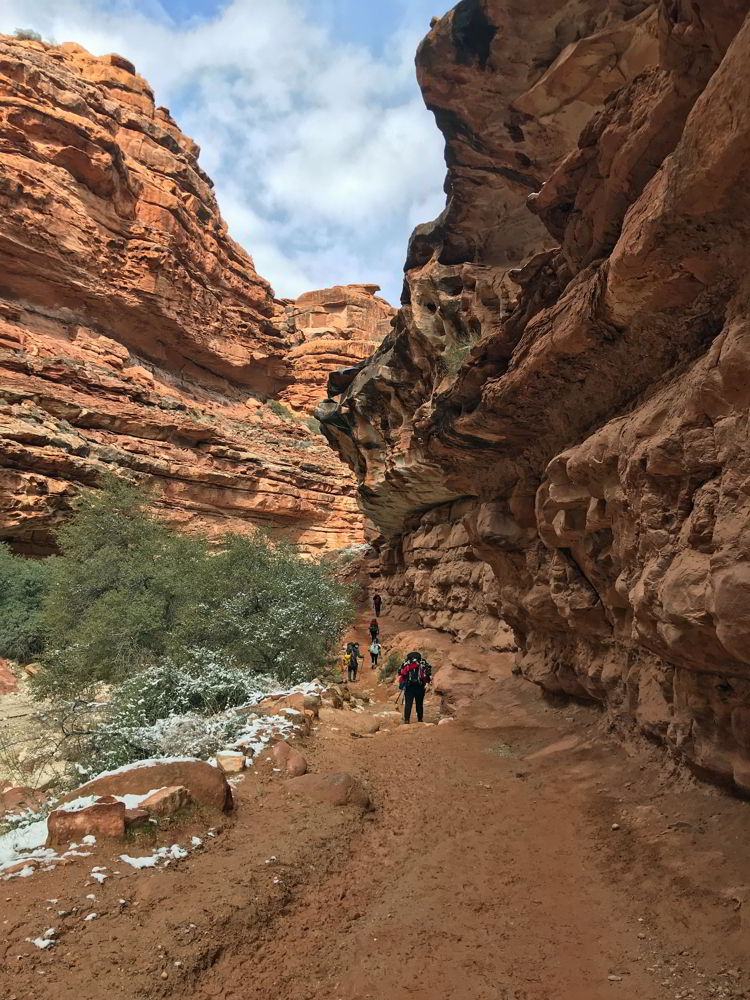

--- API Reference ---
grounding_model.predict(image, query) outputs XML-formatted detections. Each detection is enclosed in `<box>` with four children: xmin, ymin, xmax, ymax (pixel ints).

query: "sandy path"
<box><xmin>2</xmin><ymin>613</ymin><xmax>750</xmax><ymax>999</ymax></box>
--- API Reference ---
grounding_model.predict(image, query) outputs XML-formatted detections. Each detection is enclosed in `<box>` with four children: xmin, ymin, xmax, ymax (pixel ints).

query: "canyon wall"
<box><xmin>279</xmin><ymin>285</ymin><xmax>394</xmax><ymax>414</ymax></box>
<box><xmin>319</xmin><ymin>0</ymin><xmax>750</xmax><ymax>791</ymax></box>
<box><xmin>0</xmin><ymin>36</ymin><xmax>386</xmax><ymax>555</ymax></box>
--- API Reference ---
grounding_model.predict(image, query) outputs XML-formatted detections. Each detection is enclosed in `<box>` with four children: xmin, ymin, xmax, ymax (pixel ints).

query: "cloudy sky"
<box><xmin>0</xmin><ymin>0</ymin><xmax>448</xmax><ymax>303</ymax></box>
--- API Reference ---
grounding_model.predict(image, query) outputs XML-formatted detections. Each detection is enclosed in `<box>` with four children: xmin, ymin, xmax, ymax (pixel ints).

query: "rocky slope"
<box><xmin>0</xmin><ymin>36</ymin><xmax>386</xmax><ymax>554</ymax></box>
<box><xmin>319</xmin><ymin>0</ymin><xmax>750</xmax><ymax>790</ymax></box>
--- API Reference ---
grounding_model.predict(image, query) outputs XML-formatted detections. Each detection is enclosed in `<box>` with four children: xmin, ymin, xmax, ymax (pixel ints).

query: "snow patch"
<box><xmin>120</xmin><ymin>843</ymin><xmax>188</xmax><ymax>870</ymax></box>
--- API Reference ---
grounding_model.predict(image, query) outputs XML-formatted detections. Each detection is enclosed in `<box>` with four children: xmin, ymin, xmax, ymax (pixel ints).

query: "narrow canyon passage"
<box><xmin>187</xmin><ymin>638</ymin><xmax>750</xmax><ymax>1000</ymax></box>
<box><xmin>3</xmin><ymin>618</ymin><xmax>750</xmax><ymax>1000</ymax></box>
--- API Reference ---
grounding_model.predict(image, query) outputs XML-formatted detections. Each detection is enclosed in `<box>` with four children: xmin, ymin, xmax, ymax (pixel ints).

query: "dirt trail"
<box><xmin>2</xmin><ymin>613</ymin><xmax>750</xmax><ymax>1000</ymax></box>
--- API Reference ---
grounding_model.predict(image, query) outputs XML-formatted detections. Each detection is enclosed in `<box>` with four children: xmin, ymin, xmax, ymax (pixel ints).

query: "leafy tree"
<box><xmin>34</xmin><ymin>477</ymin><xmax>355</xmax><ymax>697</ymax></box>
<box><xmin>169</xmin><ymin>532</ymin><xmax>354</xmax><ymax>683</ymax></box>
<box><xmin>36</xmin><ymin>477</ymin><xmax>191</xmax><ymax>695</ymax></box>
<box><xmin>0</xmin><ymin>544</ymin><xmax>50</xmax><ymax>663</ymax></box>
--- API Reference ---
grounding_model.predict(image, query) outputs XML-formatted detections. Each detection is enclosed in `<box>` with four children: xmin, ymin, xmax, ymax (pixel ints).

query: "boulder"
<box><xmin>271</xmin><ymin>741</ymin><xmax>308</xmax><ymax>777</ymax></box>
<box><xmin>0</xmin><ymin>658</ymin><xmax>17</xmax><ymax>695</ymax></box>
<box><xmin>0</xmin><ymin>785</ymin><xmax>45</xmax><ymax>816</ymax></box>
<box><xmin>59</xmin><ymin>760</ymin><xmax>233</xmax><ymax>813</ymax></box>
<box><xmin>288</xmin><ymin>772</ymin><xmax>371</xmax><ymax>810</ymax></box>
<box><xmin>140</xmin><ymin>785</ymin><xmax>190</xmax><ymax>816</ymax></box>
<box><xmin>215</xmin><ymin>751</ymin><xmax>246</xmax><ymax>774</ymax></box>
<box><xmin>319</xmin><ymin>706</ymin><xmax>348</xmax><ymax>725</ymax></box>
<box><xmin>351</xmin><ymin>716</ymin><xmax>380</xmax><ymax>735</ymax></box>
<box><xmin>258</xmin><ymin>692</ymin><xmax>320</xmax><ymax>719</ymax></box>
<box><xmin>47</xmin><ymin>796</ymin><xmax>126</xmax><ymax>846</ymax></box>
<box><xmin>321</xmin><ymin>688</ymin><xmax>344</xmax><ymax>710</ymax></box>
<box><xmin>124</xmin><ymin>808</ymin><xmax>150</xmax><ymax>829</ymax></box>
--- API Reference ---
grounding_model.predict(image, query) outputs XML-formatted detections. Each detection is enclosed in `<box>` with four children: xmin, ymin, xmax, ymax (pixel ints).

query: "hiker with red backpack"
<box><xmin>398</xmin><ymin>651</ymin><xmax>432</xmax><ymax>724</ymax></box>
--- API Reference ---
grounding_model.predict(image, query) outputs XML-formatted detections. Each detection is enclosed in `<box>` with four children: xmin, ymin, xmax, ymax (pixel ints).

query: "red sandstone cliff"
<box><xmin>320</xmin><ymin>0</ymin><xmax>750</xmax><ymax>791</ymax></box>
<box><xmin>279</xmin><ymin>285</ymin><xmax>394</xmax><ymax>414</ymax></box>
<box><xmin>0</xmin><ymin>36</ymin><xmax>387</xmax><ymax>555</ymax></box>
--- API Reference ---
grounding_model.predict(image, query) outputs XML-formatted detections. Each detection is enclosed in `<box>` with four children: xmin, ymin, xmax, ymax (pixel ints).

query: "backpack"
<box><xmin>403</xmin><ymin>654</ymin><xmax>430</xmax><ymax>686</ymax></box>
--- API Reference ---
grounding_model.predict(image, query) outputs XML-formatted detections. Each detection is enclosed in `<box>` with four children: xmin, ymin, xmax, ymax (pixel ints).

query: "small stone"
<box><xmin>608</xmin><ymin>974</ymin><xmax>623</xmax><ymax>982</ymax></box>
<box><xmin>611</xmin><ymin>823</ymin><xmax>621</xmax><ymax>831</ymax></box>
<box><xmin>161</xmin><ymin>971</ymin><xmax>168</xmax><ymax>980</ymax></box>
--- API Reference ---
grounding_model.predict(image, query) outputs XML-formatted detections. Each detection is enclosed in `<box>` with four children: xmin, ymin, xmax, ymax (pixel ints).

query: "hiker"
<box><xmin>348</xmin><ymin>642</ymin><xmax>364</xmax><ymax>683</ymax></box>
<box><xmin>398</xmin><ymin>651</ymin><xmax>432</xmax><ymax>724</ymax></box>
<box><xmin>338</xmin><ymin>644</ymin><xmax>350</xmax><ymax>683</ymax></box>
<box><xmin>369</xmin><ymin>638</ymin><xmax>381</xmax><ymax>669</ymax></box>
<box><xmin>369</xmin><ymin>618</ymin><xmax>380</xmax><ymax>643</ymax></box>
<box><xmin>372</xmin><ymin>593</ymin><xmax>382</xmax><ymax>617</ymax></box>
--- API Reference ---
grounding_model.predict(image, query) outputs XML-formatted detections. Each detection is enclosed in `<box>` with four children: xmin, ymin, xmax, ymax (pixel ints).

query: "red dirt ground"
<box><xmin>1</xmin><ymin>614</ymin><xmax>749</xmax><ymax>1000</ymax></box>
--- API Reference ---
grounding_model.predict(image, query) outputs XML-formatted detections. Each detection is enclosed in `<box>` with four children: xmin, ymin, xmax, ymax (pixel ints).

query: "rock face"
<box><xmin>279</xmin><ymin>285</ymin><xmax>394</xmax><ymax>414</ymax></box>
<box><xmin>320</xmin><ymin>1</ymin><xmax>750</xmax><ymax>790</ymax></box>
<box><xmin>0</xmin><ymin>36</ymin><xmax>381</xmax><ymax>555</ymax></box>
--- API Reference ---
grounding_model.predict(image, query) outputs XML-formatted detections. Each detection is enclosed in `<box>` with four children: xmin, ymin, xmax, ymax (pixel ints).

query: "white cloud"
<box><xmin>0</xmin><ymin>0</ymin><xmax>447</xmax><ymax>303</ymax></box>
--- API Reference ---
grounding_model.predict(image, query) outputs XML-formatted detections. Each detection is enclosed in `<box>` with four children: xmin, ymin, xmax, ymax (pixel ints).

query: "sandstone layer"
<box><xmin>0</xmin><ymin>36</ymin><xmax>385</xmax><ymax>554</ymax></box>
<box><xmin>278</xmin><ymin>285</ymin><xmax>394</xmax><ymax>414</ymax></box>
<box><xmin>320</xmin><ymin>0</ymin><xmax>750</xmax><ymax>791</ymax></box>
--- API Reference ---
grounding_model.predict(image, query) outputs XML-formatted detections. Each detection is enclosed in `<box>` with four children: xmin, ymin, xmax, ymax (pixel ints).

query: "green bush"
<box><xmin>267</xmin><ymin>400</ymin><xmax>294</xmax><ymax>420</ymax></box>
<box><xmin>441</xmin><ymin>339</ymin><xmax>474</xmax><ymax>376</ymax></box>
<box><xmin>13</xmin><ymin>28</ymin><xmax>43</xmax><ymax>42</ymax></box>
<box><xmin>33</xmin><ymin>476</ymin><xmax>355</xmax><ymax>698</ymax></box>
<box><xmin>0</xmin><ymin>543</ymin><xmax>51</xmax><ymax>663</ymax></box>
<box><xmin>379</xmin><ymin>649</ymin><xmax>403</xmax><ymax>682</ymax></box>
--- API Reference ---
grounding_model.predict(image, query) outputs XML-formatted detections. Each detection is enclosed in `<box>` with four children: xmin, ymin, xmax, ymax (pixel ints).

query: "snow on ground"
<box><xmin>120</xmin><ymin>844</ymin><xmax>188</xmax><ymax>869</ymax></box>
<box><xmin>0</xmin><ymin>679</ymin><xmax>321</xmax><ymax>878</ymax></box>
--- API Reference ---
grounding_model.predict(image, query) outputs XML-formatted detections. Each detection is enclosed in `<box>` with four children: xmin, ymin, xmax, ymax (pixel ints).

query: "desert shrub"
<box><xmin>0</xmin><ymin>543</ymin><xmax>51</xmax><ymax>663</ymax></box>
<box><xmin>379</xmin><ymin>649</ymin><xmax>403</xmax><ymax>682</ymax></box>
<box><xmin>13</xmin><ymin>28</ymin><xmax>43</xmax><ymax>41</ymax></box>
<box><xmin>440</xmin><ymin>339</ymin><xmax>474</xmax><ymax>376</ymax></box>
<box><xmin>108</xmin><ymin>655</ymin><xmax>275</xmax><ymax>727</ymax></box>
<box><xmin>304</xmin><ymin>416</ymin><xmax>321</xmax><ymax>433</ymax></box>
<box><xmin>74</xmin><ymin>708</ymin><xmax>251</xmax><ymax>778</ymax></box>
<box><xmin>169</xmin><ymin>533</ymin><xmax>354</xmax><ymax>683</ymax></box>
<box><xmin>325</xmin><ymin>543</ymin><xmax>370</xmax><ymax>566</ymax></box>
<box><xmin>267</xmin><ymin>400</ymin><xmax>296</xmax><ymax>420</ymax></box>
<box><xmin>33</xmin><ymin>477</ymin><xmax>355</xmax><ymax>698</ymax></box>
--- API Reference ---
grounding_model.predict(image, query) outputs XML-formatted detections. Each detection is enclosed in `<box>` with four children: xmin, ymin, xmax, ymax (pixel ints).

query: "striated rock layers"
<box><xmin>0</xmin><ymin>36</ymin><xmax>385</xmax><ymax>554</ymax></box>
<box><xmin>320</xmin><ymin>0</ymin><xmax>750</xmax><ymax>790</ymax></box>
<box><xmin>279</xmin><ymin>285</ymin><xmax>394</xmax><ymax>414</ymax></box>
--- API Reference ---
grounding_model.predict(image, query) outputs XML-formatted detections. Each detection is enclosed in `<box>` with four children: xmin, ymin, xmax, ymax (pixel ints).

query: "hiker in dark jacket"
<box><xmin>369</xmin><ymin>619</ymin><xmax>379</xmax><ymax>643</ymax></box>
<box><xmin>398</xmin><ymin>651</ymin><xmax>432</xmax><ymax>723</ymax></box>
<box><xmin>372</xmin><ymin>593</ymin><xmax>382</xmax><ymax>617</ymax></box>
<box><xmin>348</xmin><ymin>642</ymin><xmax>364</xmax><ymax>683</ymax></box>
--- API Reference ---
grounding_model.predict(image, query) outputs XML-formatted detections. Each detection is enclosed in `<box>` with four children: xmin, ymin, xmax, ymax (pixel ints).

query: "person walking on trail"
<box><xmin>348</xmin><ymin>642</ymin><xmax>364</xmax><ymax>683</ymax></box>
<box><xmin>337</xmin><ymin>644</ymin><xmax>349</xmax><ymax>684</ymax></box>
<box><xmin>398</xmin><ymin>651</ymin><xmax>432</xmax><ymax>724</ymax></box>
<box><xmin>372</xmin><ymin>593</ymin><xmax>382</xmax><ymax>617</ymax></box>
<box><xmin>369</xmin><ymin>639</ymin><xmax>381</xmax><ymax>670</ymax></box>
<box><xmin>369</xmin><ymin>618</ymin><xmax>380</xmax><ymax>643</ymax></box>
